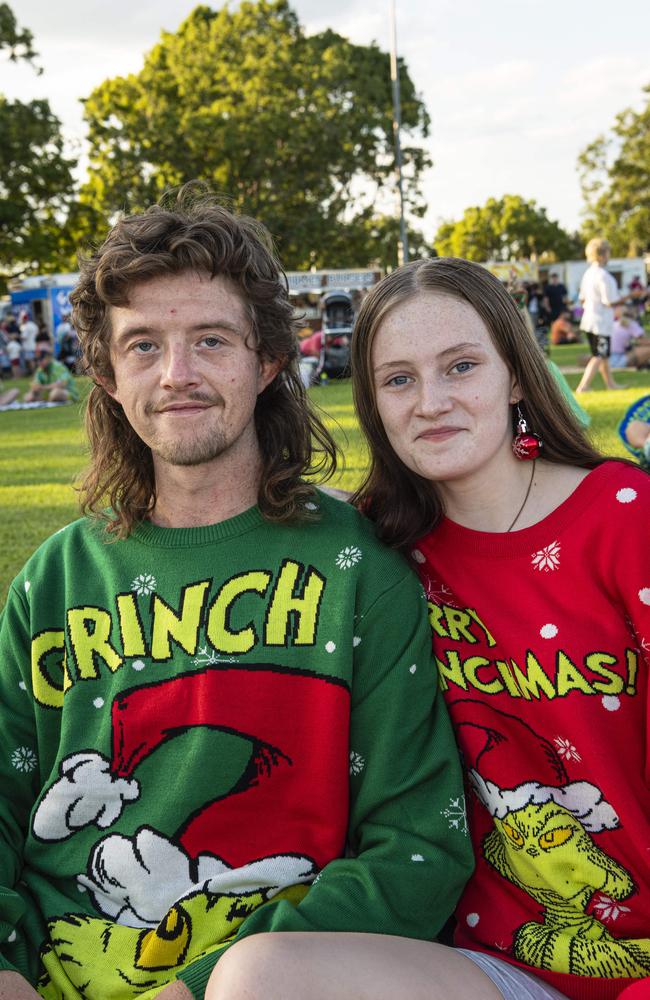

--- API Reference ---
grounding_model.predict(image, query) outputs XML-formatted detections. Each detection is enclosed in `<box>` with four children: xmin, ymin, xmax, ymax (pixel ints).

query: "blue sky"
<box><xmin>3</xmin><ymin>0</ymin><xmax>648</xmax><ymax>241</ymax></box>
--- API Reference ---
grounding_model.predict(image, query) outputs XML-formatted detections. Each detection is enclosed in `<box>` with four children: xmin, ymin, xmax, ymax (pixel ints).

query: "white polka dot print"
<box><xmin>93</xmin><ymin>698</ymin><xmax>104</xmax><ymax>709</ymax></box>
<box><xmin>304</xmin><ymin>502</ymin><xmax>318</xmax><ymax>511</ymax></box>
<box><xmin>132</xmin><ymin>659</ymin><xmax>146</xmax><ymax>671</ymax></box>
<box><xmin>540</xmin><ymin>624</ymin><xmax>558</xmax><ymax>639</ymax></box>
<box><xmin>7</xmin><ymin>930</ymin><xmax>16</xmax><ymax>943</ymax></box>
<box><xmin>18</xmin><ymin>680</ymin><xmax>26</xmax><ymax>691</ymax></box>
<box><xmin>638</xmin><ymin>588</ymin><xmax>650</xmax><ymax>606</ymax></box>
<box><xmin>409</xmin><ymin>664</ymin><xmax>417</xmax><ymax>674</ymax></box>
<box><xmin>325</xmin><ymin>641</ymin><xmax>336</xmax><ymax>653</ymax></box>
<box><xmin>24</xmin><ymin>580</ymin><xmax>30</xmax><ymax>593</ymax></box>
<box><xmin>602</xmin><ymin>695</ymin><xmax>621</xmax><ymax>712</ymax></box>
<box><xmin>616</xmin><ymin>487</ymin><xmax>637</xmax><ymax>504</ymax></box>
<box><xmin>411</xmin><ymin>854</ymin><xmax>424</xmax><ymax>862</ymax></box>
<box><xmin>466</xmin><ymin>913</ymin><xmax>480</xmax><ymax>927</ymax></box>
<box><xmin>352</xmin><ymin>636</ymin><xmax>361</xmax><ymax>647</ymax></box>
<box><xmin>411</xmin><ymin>549</ymin><xmax>425</xmax><ymax>564</ymax></box>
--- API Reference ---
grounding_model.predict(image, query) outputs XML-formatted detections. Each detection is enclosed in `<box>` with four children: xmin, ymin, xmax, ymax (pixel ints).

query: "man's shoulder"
<box><xmin>16</xmin><ymin>518</ymin><xmax>98</xmax><ymax>575</ymax></box>
<box><xmin>310</xmin><ymin>488</ymin><xmax>413</xmax><ymax>578</ymax></box>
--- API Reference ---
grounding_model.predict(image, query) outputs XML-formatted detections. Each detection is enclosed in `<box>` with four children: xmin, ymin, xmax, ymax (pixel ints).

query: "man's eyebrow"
<box><xmin>373</xmin><ymin>340</ymin><xmax>486</xmax><ymax>373</ymax></box>
<box><xmin>112</xmin><ymin>318</ymin><xmax>247</xmax><ymax>344</ymax></box>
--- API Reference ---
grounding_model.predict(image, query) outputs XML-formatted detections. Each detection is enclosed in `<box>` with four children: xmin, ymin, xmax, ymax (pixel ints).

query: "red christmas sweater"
<box><xmin>415</xmin><ymin>461</ymin><xmax>650</xmax><ymax>1000</ymax></box>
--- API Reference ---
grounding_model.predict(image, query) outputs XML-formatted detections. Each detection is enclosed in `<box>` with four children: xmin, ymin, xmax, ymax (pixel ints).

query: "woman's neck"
<box><xmin>438</xmin><ymin>460</ymin><xmax>590</xmax><ymax>533</ymax></box>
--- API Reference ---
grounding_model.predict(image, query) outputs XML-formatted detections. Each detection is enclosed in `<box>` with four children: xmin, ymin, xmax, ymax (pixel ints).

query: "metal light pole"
<box><xmin>390</xmin><ymin>0</ymin><xmax>409</xmax><ymax>267</ymax></box>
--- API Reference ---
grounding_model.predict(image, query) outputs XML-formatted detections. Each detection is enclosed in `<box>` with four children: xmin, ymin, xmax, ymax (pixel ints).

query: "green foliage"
<box><xmin>0</xmin><ymin>5</ymin><xmax>77</xmax><ymax>284</ymax></box>
<box><xmin>433</xmin><ymin>195</ymin><xmax>582</xmax><ymax>262</ymax></box>
<box><xmin>578</xmin><ymin>83</ymin><xmax>650</xmax><ymax>256</ymax></box>
<box><xmin>79</xmin><ymin>0</ymin><xmax>430</xmax><ymax>268</ymax></box>
<box><xmin>1</xmin><ymin>364</ymin><xmax>647</xmax><ymax>606</ymax></box>
<box><xmin>0</xmin><ymin>96</ymin><xmax>77</xmax><ymax>282</ymax></box>
<box><xmin>0</xmin><ymin>2</ymin><xmax>40</xmax><ymax>68</ymax></box>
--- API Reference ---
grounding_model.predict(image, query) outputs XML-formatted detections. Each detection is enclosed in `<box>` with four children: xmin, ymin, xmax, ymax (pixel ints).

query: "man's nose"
<box><xmin>160</xmin><ymin>345</ymin><xmax>200</xmax><ymax>389</ymax></box>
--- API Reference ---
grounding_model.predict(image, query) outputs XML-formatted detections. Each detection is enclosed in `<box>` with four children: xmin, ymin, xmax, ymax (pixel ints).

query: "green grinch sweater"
<box><xmin>0</xmin><ymin>491</ymin><xmax>472</xmax><ymax>1000</ymax></box>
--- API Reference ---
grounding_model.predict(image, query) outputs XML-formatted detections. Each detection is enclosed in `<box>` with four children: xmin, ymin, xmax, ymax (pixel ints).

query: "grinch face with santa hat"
<box><xmin>456</xmin><ymin>699</ymin><xmax>650</xmax><ymax>979</ymax></box>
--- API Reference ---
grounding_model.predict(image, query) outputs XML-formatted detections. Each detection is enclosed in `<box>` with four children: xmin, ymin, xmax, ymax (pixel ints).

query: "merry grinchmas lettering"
<box><xmin>429</xmin><ymin>602</ymin><xmax>639</xmax><ymax>703</ymax></box>
<box><xmin>31</xmin><ymin>560</ymin><xmax>325</xmax><ymax>709</ymax></box>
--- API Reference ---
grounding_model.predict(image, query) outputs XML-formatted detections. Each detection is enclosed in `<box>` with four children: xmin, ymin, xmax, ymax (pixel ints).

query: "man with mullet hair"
<box><xmin>0</xmin><ymin>189</ymin><xmax>471</xmax><ymax>1000</ymax></box>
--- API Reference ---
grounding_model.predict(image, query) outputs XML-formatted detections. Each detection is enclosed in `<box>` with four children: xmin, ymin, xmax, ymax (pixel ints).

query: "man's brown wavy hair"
<box><xmin>71</xmin><ymin>186</ymin><xmax>337</xmax><ymax>537</ymax></box>
<box><xmin>351</xmin><ymin>257</ymin><xmax>605</xmax><ymax>551</ymax></box>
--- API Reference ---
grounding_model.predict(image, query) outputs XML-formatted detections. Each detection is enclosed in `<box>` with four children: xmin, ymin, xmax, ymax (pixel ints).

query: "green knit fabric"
<box><xmin>0</xmin><ymin>491</ymin><xmax>472</xmax><ymax>999</ymax></box>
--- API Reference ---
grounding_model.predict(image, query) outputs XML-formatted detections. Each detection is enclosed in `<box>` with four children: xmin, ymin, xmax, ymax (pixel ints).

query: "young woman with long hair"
<box><xmin>199</xmin><ymin>257</ymin><xmax>649</xmax><ymax>1000</ymax></box>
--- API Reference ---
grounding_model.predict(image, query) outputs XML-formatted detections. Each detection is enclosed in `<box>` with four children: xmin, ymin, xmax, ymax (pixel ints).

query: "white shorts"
<box><xmin>458</xmin><ymin>949</ymin><xmax>569</xmax><ymax>1000</ymax></box>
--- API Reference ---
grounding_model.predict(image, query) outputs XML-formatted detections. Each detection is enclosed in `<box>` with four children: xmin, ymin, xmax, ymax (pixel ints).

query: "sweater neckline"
<box><xmin>434</xmin><ymin>462</ymin><xmax>616</xmax><ymax>557</ymax></box>
<box><xmin>131</xmin><ymin>504</ymin><xmax>265</xmax><ymax>548</ymax></box>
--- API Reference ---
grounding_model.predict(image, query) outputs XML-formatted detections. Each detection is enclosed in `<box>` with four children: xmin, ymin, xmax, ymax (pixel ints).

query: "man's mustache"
<box><xmin>144</xmin><ymin>392</ymin><xmax>224</xmax><ymax>415</ymax></box>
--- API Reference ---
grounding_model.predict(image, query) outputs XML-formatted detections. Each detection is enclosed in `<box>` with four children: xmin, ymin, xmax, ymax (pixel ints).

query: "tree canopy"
<box><xmin>0</xmin><ymin>2</ymin><xmax>40</xmax><ymax>68</ymax></box>
<box><xmin>0</xmin><ymin>4</ymin><xmax>76</xmax><ymax>285</ymax></box>
<box><xmin>433</xmin><ymin>195</ymin><xmax>581</xmax><ymax>262</ymax></box>
<box><xmin>578</xmin><ymin>82</ymin><xmax>650</xmax><ymax>257</ymax></box>
<box><xmin>79</xmin><ymin>0</ymin><xmax>430</xmax><ymax>269</ymax></box>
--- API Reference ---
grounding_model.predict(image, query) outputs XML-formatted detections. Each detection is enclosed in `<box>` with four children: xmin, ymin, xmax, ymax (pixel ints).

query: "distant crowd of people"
<box><xmin>0</xmin><ymin>310</ymin><xmax>80</xmax><ymax>407</ymax></box>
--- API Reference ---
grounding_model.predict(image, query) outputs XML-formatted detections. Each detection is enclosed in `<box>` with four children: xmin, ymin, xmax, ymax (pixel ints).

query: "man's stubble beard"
<box><xmin>149</xmin><ymin>426</ymin><xmax>231</xmax><ymax>467</ymax></box>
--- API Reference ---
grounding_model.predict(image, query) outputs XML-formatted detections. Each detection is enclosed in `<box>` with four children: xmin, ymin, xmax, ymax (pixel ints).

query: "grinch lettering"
<box><xmin>428</xmin><ymin>603</ymin><xmax>639</xmax><ymax>702</ymax></box>
<box><xmin>31</xmin><ymin>560</ymin><xmax>325</xmax><ymax>708</ymax></box>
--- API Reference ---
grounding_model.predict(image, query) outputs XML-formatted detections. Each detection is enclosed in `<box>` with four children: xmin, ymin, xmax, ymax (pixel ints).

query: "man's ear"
<box><xmin>94</xmin><ymin>371</ymin><xmax>120</xmax><ymax>404</ymax></box>
<box><xmin>257</xmin><ymin>356</ymin><xmax>283</xmax><ymax>395</ymax></box>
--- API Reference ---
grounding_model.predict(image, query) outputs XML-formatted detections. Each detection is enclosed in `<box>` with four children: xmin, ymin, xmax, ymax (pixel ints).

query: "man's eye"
<box><xmin>133</xmin><ymin>342</ymin><xmax>154</xmax><ymax>353</ymax></box>
<box><xmin>202</xmin><ymin>336</ymin><xmax>222</xmax><ymax>347</ymax></box>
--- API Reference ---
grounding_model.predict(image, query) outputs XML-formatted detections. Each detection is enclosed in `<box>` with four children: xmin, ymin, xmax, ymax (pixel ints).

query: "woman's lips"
<box><xmin>417</xmin><ymin>427</ymin><xmax>463</xmax><ymax>441</ymax></box>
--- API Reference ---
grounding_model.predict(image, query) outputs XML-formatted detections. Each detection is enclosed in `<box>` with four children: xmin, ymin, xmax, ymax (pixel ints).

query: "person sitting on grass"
<box><xmin>27</xmin><ymin>345</ymin><xmax>78</xmax><ymax>402</ymax></box>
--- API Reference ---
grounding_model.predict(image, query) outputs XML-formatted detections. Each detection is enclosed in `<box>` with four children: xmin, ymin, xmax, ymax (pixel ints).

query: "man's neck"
<box><xmin>149</xmin><ymin>452</ymin><xmax>263</xmax><ymax>529</ymax></box>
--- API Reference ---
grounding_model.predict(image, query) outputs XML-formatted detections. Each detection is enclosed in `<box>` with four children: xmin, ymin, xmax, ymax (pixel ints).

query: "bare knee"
<box><xmin>205</xmin><ymin>934</ymin><xmax>297</xmax><ymax>1000</ymax></box>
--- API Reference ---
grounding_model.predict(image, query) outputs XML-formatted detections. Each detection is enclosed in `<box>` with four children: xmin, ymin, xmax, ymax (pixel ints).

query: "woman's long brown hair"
<box><xmin>351</xmin><ymin>257</ymin><xmax>604</xmax><ymax>551</ymax></box>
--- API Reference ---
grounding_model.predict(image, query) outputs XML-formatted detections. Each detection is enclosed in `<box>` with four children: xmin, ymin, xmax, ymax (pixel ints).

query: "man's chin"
<box><xmin>153</xmin><ymin>438</ymin><xmax>228</xmax><ymax>467</ymax></box>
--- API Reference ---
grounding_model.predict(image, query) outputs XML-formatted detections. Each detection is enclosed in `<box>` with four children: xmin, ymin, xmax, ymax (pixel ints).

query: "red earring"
<box><xmin>512</xmin><ymin>404</ymin><xmax>543</xmax><ymax>460</ymax></box>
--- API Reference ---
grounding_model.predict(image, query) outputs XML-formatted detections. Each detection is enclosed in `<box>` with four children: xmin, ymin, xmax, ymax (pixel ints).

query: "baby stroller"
<box><xmin>317</xmin><ymin>290</ymin><xmax>354</xmax><ymax>380</ymax></box>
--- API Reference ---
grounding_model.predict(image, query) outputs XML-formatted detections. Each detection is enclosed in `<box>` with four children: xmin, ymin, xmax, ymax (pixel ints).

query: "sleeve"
<box><xmin>0</xmin><ymin>586</ymin><xmax>40</xmax><ymax>976</ymax></box>
<box><xmin>607</xmin><ymin>470</ymin><xmax>650</xmax><ymax>780</ymax></box>
<box><xmin>600</xmin><ymin>271</ymin><xmax>619</xmax><ymax>307</ymax></box>
<box><xmin>178</xmin><ymin>568</ymin><xmax>474</xmax><ymax>999</ymax></box>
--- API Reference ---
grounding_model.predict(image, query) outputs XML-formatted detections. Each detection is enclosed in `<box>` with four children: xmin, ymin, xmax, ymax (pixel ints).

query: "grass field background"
<box><xmin>1</xmin><ymin>344</ymin><xmax>649</xmax><ymax>605</ymax></box>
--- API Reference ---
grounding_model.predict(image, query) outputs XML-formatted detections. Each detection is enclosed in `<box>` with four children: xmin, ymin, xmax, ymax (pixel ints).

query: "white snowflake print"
<box><xmin>349</xmin><ymin>750</ymin><xmax>365</xmax><ymax>776</ymax></box>
<box><xmin>336</xmin><ymin>546</ymin><xmax>363</xmax><ymax>570</ymax></box>
<box><xmin>192</xmin><ymin>645</ymin><xmax>237</xmax><ymax>667</ymax></box>
<box><xmin>131</xmin><ymin>573</ymin><xmax>157</xmax><ymax>596</ymax></box>
<box><xmin>554</xmin><ymin>736</ymin><xmax>582</xmax><ymax>762</ymax></box>
<box><xmin>616</xmin><ymin>487</ymin><xmax>637</xmax><ymax>504</ymax></box>
<box><xmin>442</xmin><ymin>794</ymin><xmax>468</xmax><ymax>835</ymax></box>
<box><xmin>424</xmin><ymin>579</ymin><xmax>457</xmax><ymax>607</ymax></box>
<box><xmin>592</xmin><ymin>894</ymin><xmax>631</xmax><ymax>923</ymax></box>
<box><xmin>11</xmin><ymin>746</ymin><xmax>37</xmax><ymax>773</ymax></box>
<box><xmin>531</xmin><ymin>540</ymin><xmax>561</xmax><ymax>572</ymax></box>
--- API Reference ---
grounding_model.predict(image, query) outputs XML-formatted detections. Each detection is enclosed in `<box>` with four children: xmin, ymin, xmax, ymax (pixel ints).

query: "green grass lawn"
<box><xmin>1</xmin><ymin>359</ymin><xmax>649</xmax><ymax>605</ymax></box>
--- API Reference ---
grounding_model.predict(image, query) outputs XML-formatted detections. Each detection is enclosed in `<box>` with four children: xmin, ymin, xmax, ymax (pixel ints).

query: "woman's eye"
<box><xmin>452</xmin><ymin>361</ymin><xmax>474</xmax><ymax>374</ymax></box>
<box><xmin>387</xmin><ymin>374</ymin><xmax>412</xmax><ymax>387</ymax></box>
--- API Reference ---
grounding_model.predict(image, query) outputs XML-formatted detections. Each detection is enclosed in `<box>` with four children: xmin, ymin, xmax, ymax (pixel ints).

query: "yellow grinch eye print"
<box><xmin>502</xmin><ymin>819</ymin><xmax>525</xmax><ymax>849</ymax></box>
<box><xmin>539</xmin><ymin>826</ymin><xmax>574</xmax><ymax>852</ymax></box>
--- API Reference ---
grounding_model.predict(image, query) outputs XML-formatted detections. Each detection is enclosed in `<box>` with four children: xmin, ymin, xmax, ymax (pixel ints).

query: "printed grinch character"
<box><xmin>454</xmin><ymin>700</ymin><xmax>650</xmax><ymax>978</ymax></box>
<box><xmin>37</xmin><ymin>878</ymin><xmax>308</xmax><ymax>1000</ymax></box>
<box><xmin>30</xmin><ymin>666</ymin><xmax>346</xmax><ymax>997</ymax></box>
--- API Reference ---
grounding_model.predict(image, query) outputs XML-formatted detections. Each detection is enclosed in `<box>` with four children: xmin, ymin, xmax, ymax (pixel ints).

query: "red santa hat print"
<box><xmin>452</xmin><ymin>699</ymin><xmax>619</xmax><ymax>834</ymax></box>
